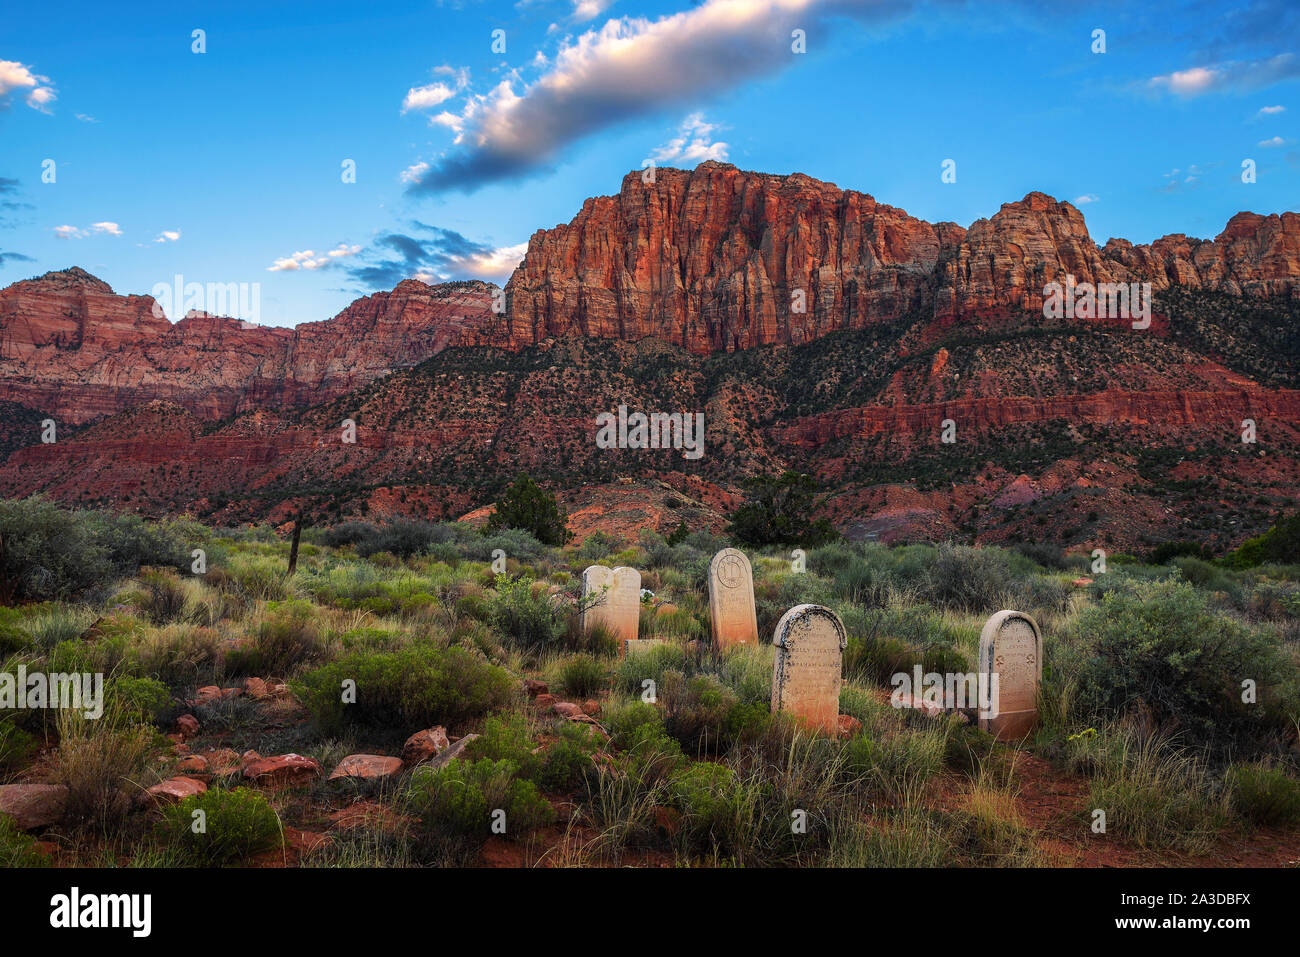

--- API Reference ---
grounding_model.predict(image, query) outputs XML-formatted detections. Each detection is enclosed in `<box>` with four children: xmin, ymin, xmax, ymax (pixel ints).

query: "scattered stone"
<box><xmin>581</xmin><ymin>699</ymin><xmax>601</xmax><ymax>717</ymax></box>
<box><xmin>0</xmin><ymin>784</ymin><xmax>68</xmax><ymax>831</ymax></box>
<box><xmin>142</xmin><ymin>776</ymin><xmax>206</xmax><ymax>806</ymax></box>
<box><xmin>328</xmin><ymin>754</ymin><xmax>403</xmax><ymax>781</ymax></box>
<box><xmin>402</xmin><ymin>726</ymin><xmax>450</xmax><ymax>767</ymax></box>
<box><xmin>837</xmin><ymin>715</ymin><xmax>863</xmax><ymax>738</ymax></box>
<box><xmin>173</xmin><ymin>714</ymin><xmax>199</xmax><ymax>738</ymax></box>
<box><xmin>1071</xmin><ymin>577</ymin><xmax>1094</xmax><ymax>588</ymax></box>
<box><xmin>242</xmin><ymin>677</ymin><xmax>271</xmax><ymax>699</ymax></box>
<box><xmin>243</xmin><ymin>753</ymin><xmax>322</xmax><ymax>787</ymax></box>
<box><xmin>532</xmin><ymin>693</ymin><xmax>557</xmax><ymax>710</ymax></box>
<box><xmin>419</xmin><ymin>733</ymin><xmax>480</xmax><ymax>773</ymax></box>
<box><xmin>175</xmin><ymin>754</ymin><xmax>209</xmax><ymax>775</ymax></box>
<box><xmin>523</xmin><ymin>679</ymin><xmax>549</xmax><ymax>698</ymax></box>
<box><xmin>192</xmin><ymin>685</ymin><xmax>242</xmax><ymax>707</ymax></box>
<box><xmin>203</xmin><ymin>749</ymin><xmax>241</xmax><ymax>775</ymax></box>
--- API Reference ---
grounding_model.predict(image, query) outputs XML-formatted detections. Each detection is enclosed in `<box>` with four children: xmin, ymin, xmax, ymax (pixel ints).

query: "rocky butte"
<box><xmin>0</xmin><ymin>164</ymin><xmax>1296</xmax><ymax>549</ymax></box>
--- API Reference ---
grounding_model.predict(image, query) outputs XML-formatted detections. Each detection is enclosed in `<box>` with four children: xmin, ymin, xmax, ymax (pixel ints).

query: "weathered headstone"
<box><xmin>978</xmin><ymin>610</ymin><xmax>1042</xmax><ymax>741</ymax></box>
<box><xmin>770</xmin><ymin>604</ymin><xmax>847</xmax><ymax>734</ymax></box>
<box><xmin>581</xmin><ymin>565</ymin><xmax>641</xmax><ymax>647</ymax></box>
<box><xmin>708</xmin><ymin>547</ymin><xmax>759</xmax><ymax>650</ymax></box>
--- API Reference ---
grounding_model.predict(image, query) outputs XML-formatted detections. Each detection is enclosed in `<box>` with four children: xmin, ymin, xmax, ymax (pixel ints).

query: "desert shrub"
<box><xmin>406</xmin><ymin>757</ymin><xmax>555</xmax><ymax>839</ymax></box>
<box><xmin>841</xmin><ymin>728</ymin><xmax>943</xmax><ymax>800</ymax></box>
<box><xmin>229</xmin><ymin>600</ymin><xmax>323</xmax><ymax>675</ymax></box>
<box><xmin>1228</xmin><ymin>513</ymin><xmax>1300</xmax><ymax>567</ymax></box>
<box><xmin>540</xmin><ymin>722</ymin><xmax>603</xmax><ymax>792</ymax></box>
<box><xmin>465</xmin><ymin>713</ymin><xmax>542</xmax><ymax>780</ymax></box>
<box><xmin>486</xmin><ymin>473</ymin><xmax>570</xmax><ymax>546</ymax></box>
<box><xmin>51</xmin><ymin>711</ymin><xmax>154</xmax><ymax>828</ymax></box>
<box><xmin>1224</xmin><ymin>763</ymin><xmax>1300</xmax><ymax>827</ymax></box>
<box><xmin>943</xmin><ymin>722</ymin><xmax>999</xmax><ymax>778</ymax></box>
<box><xmin>0</xmin><ymin>498</ymin><xmax>194</xmax><ymax>603</ymax></box>
<box><xmin>613</xmin><ymin>642</ymin><xmax>689</xmax><ymax>695</ymax></box>
<box><xmin>136</xmin><ymin>568</ymin><xmax>190</xmax><ymax>624</ymax></box>
<box><xmin>293</xmin><ymin>645</ymin><xmax>515</xmax><ymax>734</ymax></box>
<box><xmin>1071</xmin><ymin>579</ymin><xmax>1297</xmax><ymax>747</ymax></box>
<box><xmin>162</xmin><ymin>788</ymin><xmax>282</xmax><ymax>865</ymax></box>
<box><xmin>20</xmin><ymin>605</ymin><xmax>94</xmax><ymax>649</ymax></box>
<box><xmin>726</xmin><ymin>471</ymin><xmax>838</xmax><ymax>547</ymax></box>
<box><xmin>922</xmin><ymin>544</ymin><xmax>1012</xmax><ymax>612</ymax></box>
<box><xmin>0</xmin><ymin>816</ymin><xmax>47</xmax><ymax>867</ymax></box>
<box><xmin>323</xmin><ymin>518</ymin><xmax>451</xmax><ymax>558</ymax></box>
<box><xmin>1149</xmin><ymin>539</ymin><xmax>1216</xmax><ymax>564</ymax></box>
<box><xmin>1009</xmin><ymin>541</ymin><xmax>1069</xmax><ymax>571</ymax></box>
<box><xmin>0</xmin><ymin>717</ymin><xmax>36</xmax><ymax>778</ymax></box>
<box><xmin>1086</xmin><ymin>733</ymin><xmax>1227</xmax><ymax>853</ymax></box>
<box><xmin>106</xmin><ymin>676</ymin><xmax>171</xmax><ymax>725</ymax></box>
<box><xmin>488</xmin><ymin>575</ymin><xmax>565</xmax><ymax>650</ymax></box>
<box><xmin>578</xmin><ymin>531</ymin><xmax>622</xmax><ymax>561</ymax></box>
<box><xmin>944</xmin><ymin>784</ymin><xmax>1038</xmax><ymax>866</ymax></box>
<box><xmin>667</xmin><ymin>761</ymin><xmax>748</xmax><ymax>856</ymax></box>
<box><xmin>1172</xmin><ymin>556</ymin><xmax>1240</xmax><ymax>596</ymax></box>
<box><xmin>556</xmin><ymin>654</ymin><xmax>606</xmax><ymax>698</ymax></box>
<box><xmin>657</xmin><ymin>671</ymin><xmax>769</xmax><ymax>754</ymax></box>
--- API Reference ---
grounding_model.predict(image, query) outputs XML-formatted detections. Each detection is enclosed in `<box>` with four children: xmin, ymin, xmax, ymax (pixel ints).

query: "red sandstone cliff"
<box><xmin>0</xmin><ymin>268</ymin><xmax>503</xmax><ymax>423</ymax></box>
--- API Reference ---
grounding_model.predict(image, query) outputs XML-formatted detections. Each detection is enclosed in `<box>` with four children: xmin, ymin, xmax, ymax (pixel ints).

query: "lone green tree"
<box><xmin>487</xmin><ymin>473</ymin><xmax>571</xmax><ymax>546</ymax></box>
<box><xmin>726</xmin><ymin>471</ymin><xmax>838</xmax><ymax>547</ymax></box>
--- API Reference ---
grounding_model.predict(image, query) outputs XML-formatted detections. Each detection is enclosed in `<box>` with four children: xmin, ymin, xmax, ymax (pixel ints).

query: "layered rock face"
<box><xmin>508</xmin><ymin>164</ymin><xmax>1300</xmax><ymax>349</ymax></box>
<box><xmin>0</xmin><ymin>269</ymin><xmax>502</xmax><ymax>423</ymax></box>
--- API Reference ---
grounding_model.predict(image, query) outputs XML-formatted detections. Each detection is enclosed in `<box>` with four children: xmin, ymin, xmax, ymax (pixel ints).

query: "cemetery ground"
<box><xmin>1</xmin><ymin>498</ymin><xmax>1299</xmax><ymax>869</ymax></box>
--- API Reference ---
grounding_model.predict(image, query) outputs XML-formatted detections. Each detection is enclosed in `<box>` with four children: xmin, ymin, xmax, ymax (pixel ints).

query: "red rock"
<box><xmin>837</xmin><ymin>715</ymin><xmax>863</xmax><ymax>739</ymax></box>
<box><xmin>328</xmin><ymin>754</ymin><xmax>403</xmax><ymax>781</ymax></box>
<box><xmin>418</xmin><ymin>733</ymin><xmax>480</xmax><ymax>773</ymax></box>
<box><xmin>552</xmin><ymin>701</ymin><xmax>584</xmax><ymax>718</ymax></box>
<box><xmin>1072</xmin><ymin>577</ymin><xmax>1095</xmax><ymax>588</ymax></box>
<box><xmin>143</xmin><ymin>776</ymin><xmax>206</xmax><ymax>806</ymax></box>
<box><xmin>242</xmin><ymin>753</ymin><xmax>322</xmax><ymax>787</ymax></box>
<box><xmin>0</xmin><ymin>784</ymin><xmax>68</xmax><ymax>830</ymax></box>
<box><xmin>523</xmin><ymin>679</ymin><xmax>549</xmax><ymax>698</ymax></box>
<box><xmin>402</xmin><ymin>727</ymin><xmax>450</xmax><ymax>767</ymax></box>
<box><xmin>192</xmin><ymin>685</ymin><xmax>242</xmax><ymax>706</ymax></box>
<box><xmin>581</xmin><ymin>699</ymin><xmax>601</xmax><ymax>717</ymax></box>
<box><xmin>203</xmin><ymin>749</ymin><xmax>242</xmax><ymax>775</ymax></box>
<box><xmin>532</xmin><ymin>693</ymin><xmax>557</xmax><ymax>710</ymax></box>
<box><xmin>173</xmin><ymin>714</ymin><xmax>199</xmax><ymax>738</ymax></box>
<box><xmin>175</xmin><ymin>754</ymin><xmax>209</xmax><ymax>775</ymax></box>
<box><xmin>242</xmin><ymin>677</ymin><xmax>271</xmax><ymax>699</ymax></box>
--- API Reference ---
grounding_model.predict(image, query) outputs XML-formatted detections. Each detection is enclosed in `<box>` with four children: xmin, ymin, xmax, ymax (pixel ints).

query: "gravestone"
<box><xmin>581</xmin><ymin>565</ymin><xmax>641</xmax><ymax>647</ymax></box>
<box><xmin>770</xmin><ymin>604</ymin><xmax>847</xmax><ymax>734</ymax></box>
<box><xmin>978</xmin><ymin>610</ymin><xmax>1042</xmax><ymax>741</ymax></box>
<box><xmin>708</xmin><ymin>548</ymin><xmax>759</xmax><ymax>650</ymax></box>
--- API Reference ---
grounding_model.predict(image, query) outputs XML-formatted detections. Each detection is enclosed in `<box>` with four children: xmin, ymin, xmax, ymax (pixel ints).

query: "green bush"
<box><xmin>1071</xmin><ymin>579</ymin><xmax>1297</xmax><ymax>746</ymax></box>
<box><xmin>1228</xmin><ymin>513</ymin><xmax>1300</xmax><ymax>567</ymax></box>
<box><xmin>406</xmin><ymin>757</ymin><xmax>555</xmax><ymax>839</ymax></box>
<box><xmin>106</xmin><ymin>676</ymin><xmax>171</xmax><ymax>725</ymax></box>
<box><xmin>230</xmin><ymin>600</ymin><xmax>324</xmax><ymax>675</ymax></box>
<box><xmin>293</xmin><ymin>645</ymin><xmax>516</xmax><ymax>734</ymax></box>
<box><xmin>540</xmin><ymin>722</ymin><xmax>602</xmax><ymax>792</ymax></box>
<box><xmin>0</xmin><ymin>816</ymin><xmax>47</xmax><ymax>867</ymax></box>
<box><xmin>1225</xmin><ymin>763</ymin><xmax>1300</xmax><ymax>827</ymax></box>
<box><xmin>556</xmin><ymin>654</ymin><xmax>606</xmax><ymax>697</ymax></box>
<box><xmin>486</xmin><ymin>473</ymin><xmax>571</xmax><ymax>547</ymax></box>
<box><xmin>162</xmin><ymin>788</ymin><xmax>282</xmax><ymax>865</ymax></box>
<box><xmin>726</xmin><ymin>471</ymin><xmax>838</xmax><ymax>548</ymax></box>
<box><xmin>488</xmin><ymin>575</ymin><xmax>565</xmax><ymax>649</ymax></box>
<box><xmin>466</xmin><ymin>713</ymin><xmax>542</xmax><ymax>780</ymax></box>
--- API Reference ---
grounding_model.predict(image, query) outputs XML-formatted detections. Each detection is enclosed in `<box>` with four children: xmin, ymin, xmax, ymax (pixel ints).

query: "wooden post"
<box><xmin>286</xmin><ymin>512</ymin><xmax>304</xmax><ymax>577</ymax></box>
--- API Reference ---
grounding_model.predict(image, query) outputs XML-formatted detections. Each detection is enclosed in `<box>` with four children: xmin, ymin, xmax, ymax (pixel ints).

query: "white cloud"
<box><xmin>1150</xmin><ymin>54</ymin><xmax>1300</xmax><ymax>97</ymax></box>
<box><xmin>400</xmin><ymin>161</ymin><xmax>431</xmax><ymax>184</ymax></box>
<box><xmin>154</xmin><ymin>230</ymin><xmax>181</xmax><ymax>243</ymax></box>
<box><xmin>572</xmin><ymin>0</ymin><xmax>615</xmax><ymax>23</ymax></box>
<box><xmin>405</xmin><ymin>0</ymin><xmax>901</xmax><ymax>193</ymax></box>
<box><xmin>53</xmin><ymin>221</ymin><xmax>121</xmax><ymax>239</ymax></box>
<box><xmin>1072</xmin><ymin>194</ymin><xmax>1099</xmax><ymax>205</ymax></box>
<box><xmin>401</xmin><ymin>67</ymin><xmax>469</xmax><ymax>114</ymax></box>
<box><xmin>268</xmin><ymin>243</ymin><xmax>362</xmax><ymax>271</ymax></box>
<box><xmin>648</xmin><ymin>112</ymin><xmax>729</xmax><ymax>165</ymax></box>
<box><xmin>0</xmin><ymin>60</ymin><xmax>57</xmax><ymax>113</ymax></box>
<box><xmin>1256</xmin><ymin>105</ymin><xmax>1285</xmax><ymax>117</ymax></box>
<box><xmin>1258</xmin><ymin>135</ymin><xmax>1287</xmax><ymax>148</ymax></box>
<box><xmin>449</xmin><ymin>241</ymin><xmax>528</xmax><ymax>280</ymax></box>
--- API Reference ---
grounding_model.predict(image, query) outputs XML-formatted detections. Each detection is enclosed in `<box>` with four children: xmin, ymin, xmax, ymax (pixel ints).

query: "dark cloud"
<box><xmin>346</xmin><ymin>223</ymin><xmax>500</xmax><ymax>289</ymax></box>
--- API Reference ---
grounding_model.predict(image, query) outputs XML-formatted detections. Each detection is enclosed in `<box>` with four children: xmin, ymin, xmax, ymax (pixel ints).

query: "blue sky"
<box><xmin>1</xmin><ymin>0</ymin><xmax>1296</xmax><ymax>325</ymax></box>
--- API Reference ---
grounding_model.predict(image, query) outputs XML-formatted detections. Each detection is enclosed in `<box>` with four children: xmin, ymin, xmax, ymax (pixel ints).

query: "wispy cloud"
<box><xmin>267</xmin><ymin>243</ymin><xmax>362</xmax><ymax>271</ymax></box>
<box><xmin>404</xmin><ymin>0</ymin><xmax>905</xmax><ymax>194</ymax></box>
<box><xmin>1149</xmin><ymin>53</ymin><xmax>1300</xmax><ymax>96</ymax></box>
<box><xmin>648</xmin><ymin>113</ymin><xmax>729</xmax><ymax>165</ymax></box>
<box><xmin>1073</xmin><ymin>194</ymin><xmax>1099</xmax><ymax>205</ymax></box>
<box><xmin>1258</xmin><ymin>135</ymin><xmax>1287</xmax><ymax>147</ymax></box>
<box><xmin>153</xmin><ymin>230</ymin><xmax>181</xmax><ymax>243</ymax></box>
<box><xmin>346</xmin><ymin>223</ymin><xmax>525</xmax><ymax>289</ymax></box>
<box><xmin>53</xmin><ymin>221</ymin><xmax>122</xmax><ymax>239</ymax></box>
<box><xmin>0</xmin><ymin>60</ymin><xmax>57</xmax><ymax>113</ymax></box>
